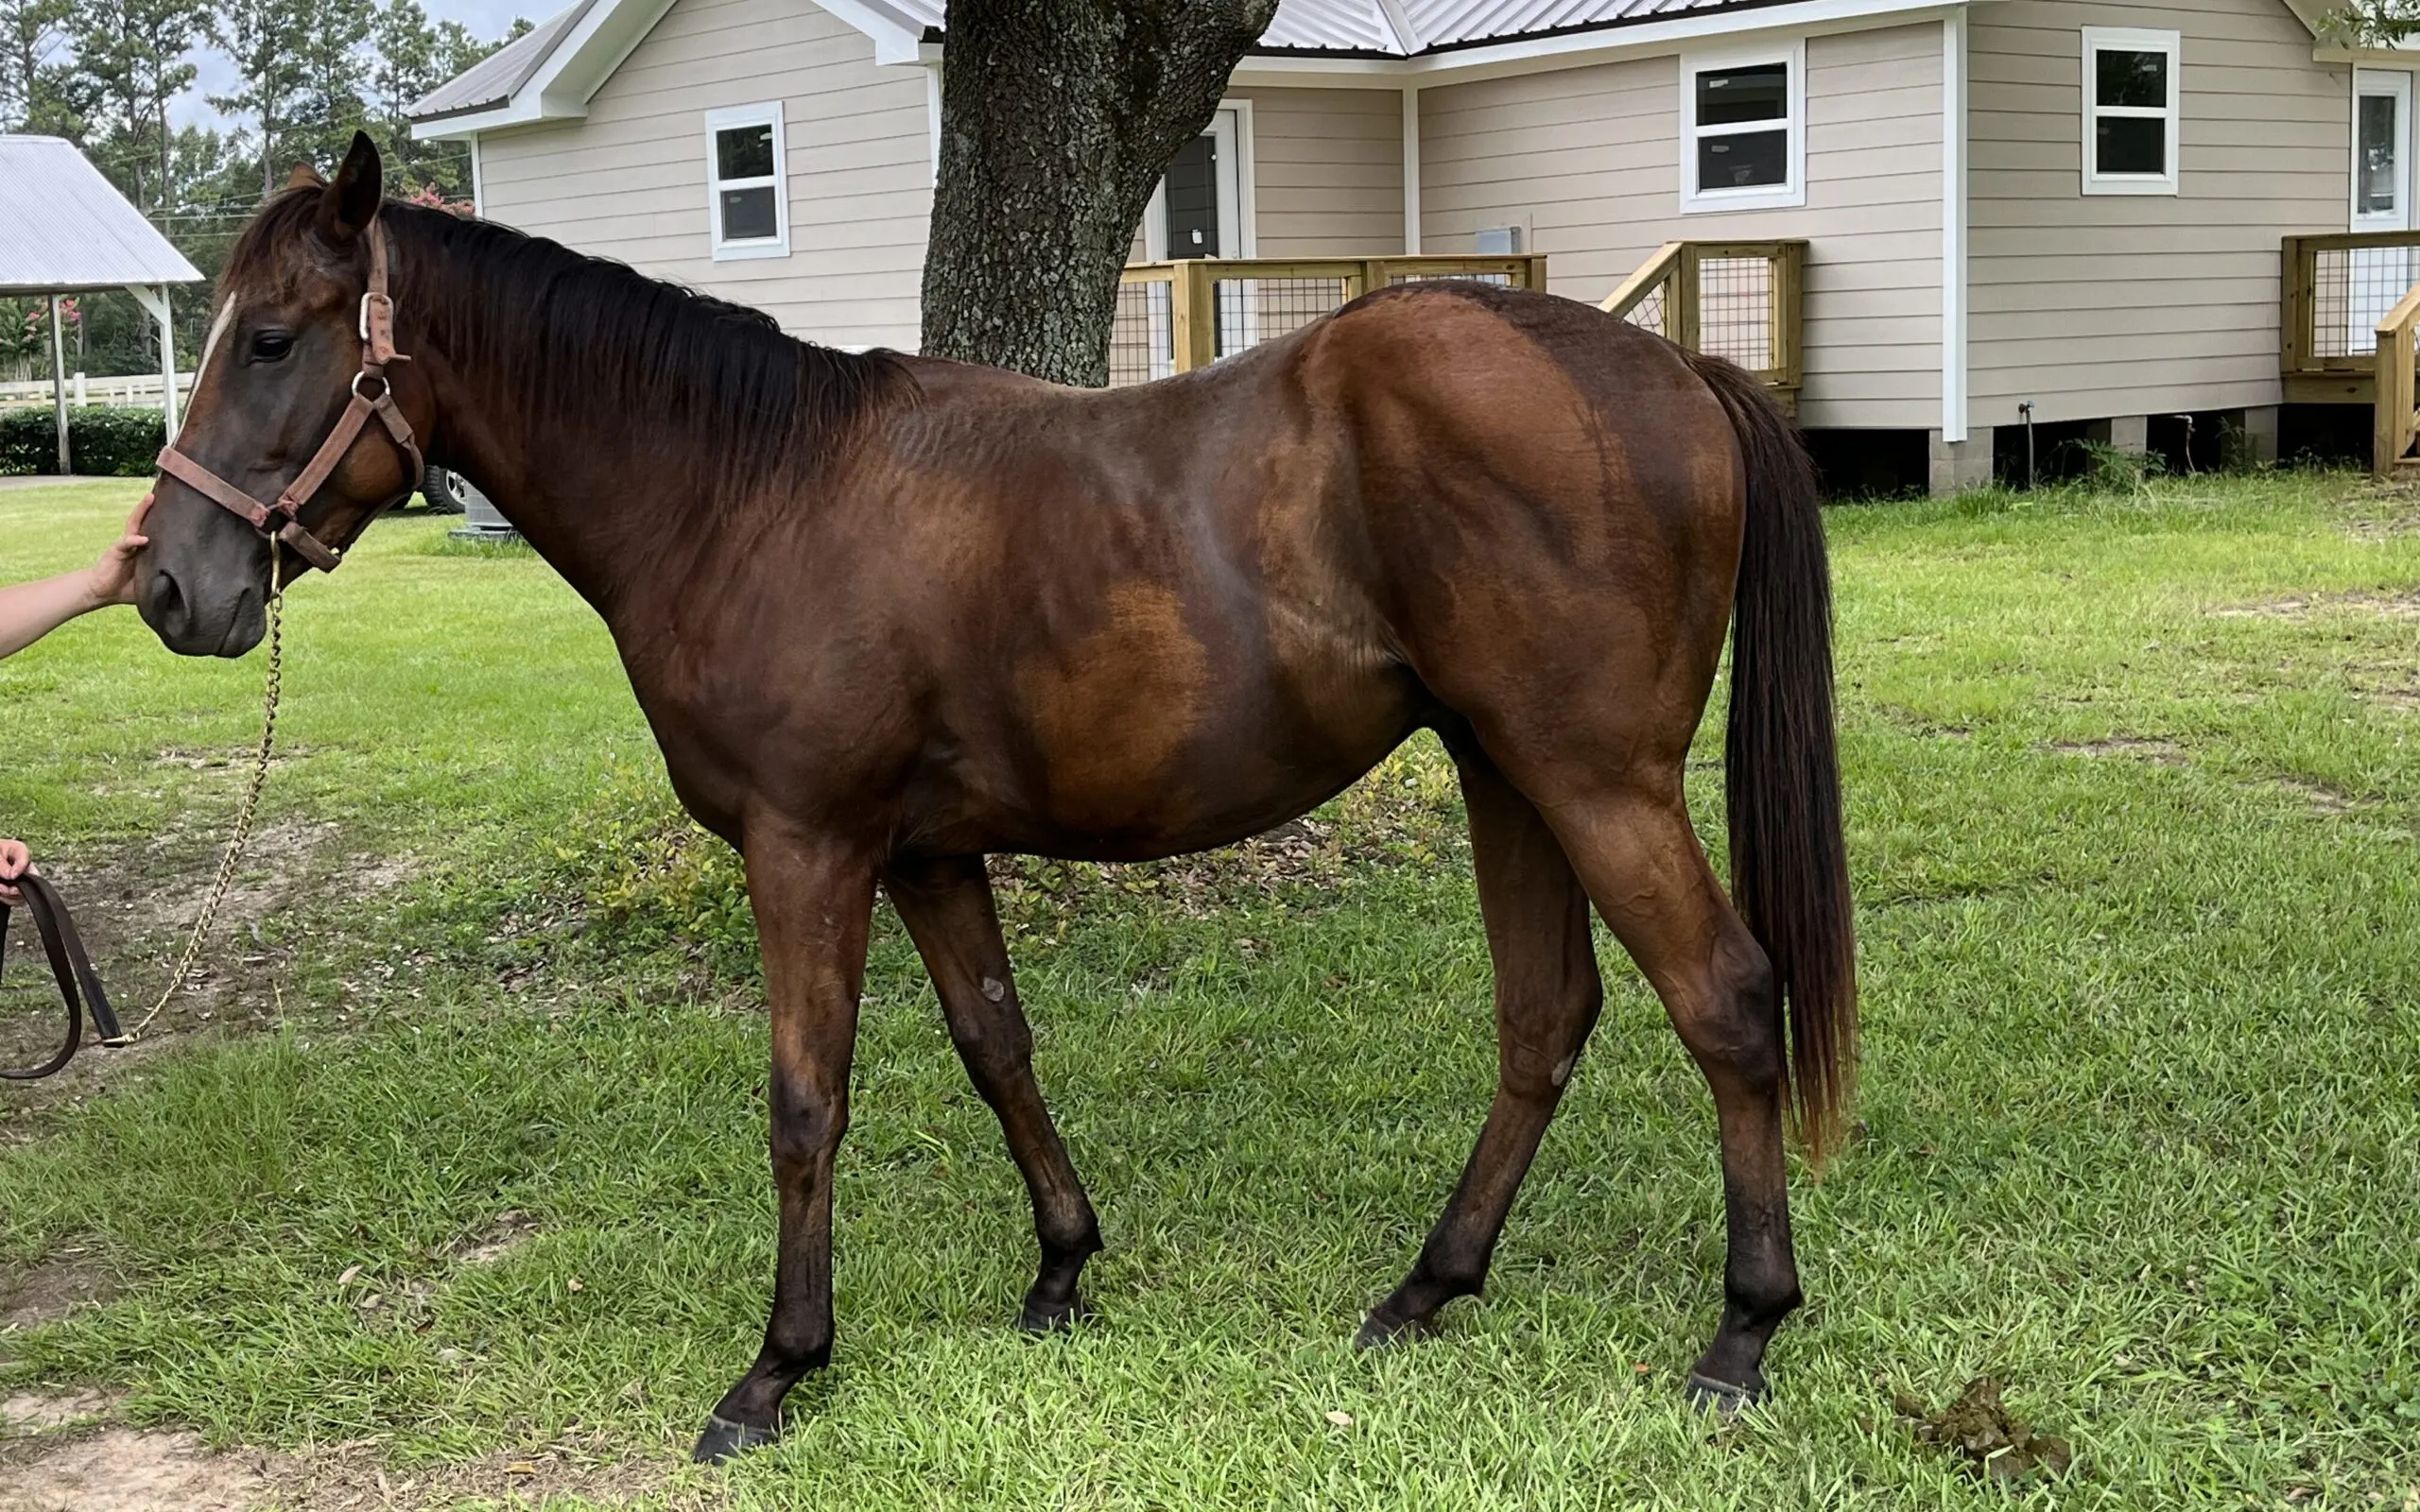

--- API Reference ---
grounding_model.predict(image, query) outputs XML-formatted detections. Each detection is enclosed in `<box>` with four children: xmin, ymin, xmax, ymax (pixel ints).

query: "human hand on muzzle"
<box><xmin>0</xmin><ymin>837</ymin><xmax>28</xmax><ymax>907</ymax></box>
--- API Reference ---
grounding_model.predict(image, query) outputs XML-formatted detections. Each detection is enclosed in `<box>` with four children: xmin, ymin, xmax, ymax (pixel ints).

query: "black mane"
<box><xmin>223</xmin><ymin>190</ymin><xmax>915</xmax><ymax>501</ymax></box>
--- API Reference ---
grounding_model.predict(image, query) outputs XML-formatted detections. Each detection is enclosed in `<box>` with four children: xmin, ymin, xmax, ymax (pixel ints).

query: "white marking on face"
<box><xmin>180</xmin><ymin>295</ymin><xmax>239</xmax><ymax>443</ymax></box>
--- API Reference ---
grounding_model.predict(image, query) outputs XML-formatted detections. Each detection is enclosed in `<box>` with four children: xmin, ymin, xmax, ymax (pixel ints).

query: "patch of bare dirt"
<box><xmin>1893</xmin><ymin>1376</ymin><xmax>2074</xmax><ymax>1486</ymax></box>
<box><xmin>2266</xmin><ymin>777</ymin><xmax>2369</xmax><ymax>816</ymax></box>
<box><xmin>0</xmin><ymin>1251</ymin><xmax>117</xmax><ymax>1332</ymax></box>
<box><xmin>268</xmin><ymin>1436</ymin><xmax>680</xmax><ymax>1510</ymax></box>
<box><xmin>449</xmin><ymin>1210</ymin><xmax>542</xmax><ymax>1267</ymax></box>
<box><xmin>0</xmin><ymin>1390</ymin><xmax>119</xmax><ymax>1431</ymax></box>
<box><xmin>0</xmin><ymin>1418</ymin><xmax>676</xmax><ymax>1512</ymax></box>
<box><xmin>0</xmin><ymin>1428</ymin><xmax>280</xmax><ymax>1512</ymax></box>
<box><xmin>2210</xmin><ymin>588</ymin><xmax>2420</xmax><ymax>620</ymax></box>
<box><xmin>1</xmin><ymin>814</ymin><xmax>420</xmax><ymax>1114</ymax></box>
<box><xmin>2039</xmin><ymin>736</ymin><xmax>2189</xmax><ymax>766</ymax></box>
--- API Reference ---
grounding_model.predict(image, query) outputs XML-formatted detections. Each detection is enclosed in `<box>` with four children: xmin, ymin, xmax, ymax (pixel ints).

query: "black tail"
<box><xmin>1685</xmin><ymin>352</ymin><xmax>1858</xmax><ymax>1159</ymax></box>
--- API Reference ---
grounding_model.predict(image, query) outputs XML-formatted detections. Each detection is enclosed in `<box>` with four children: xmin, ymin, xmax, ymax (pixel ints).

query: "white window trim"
<box><xmin>1141</xmin><ymin>98</ymin><xmax>1258</xmax><ymax>261</ymax></box>
<box><xmin>704</xmin><ymin>100</ymin><xmax>791</xmax><ymax>261</ymax></box>
<box><xmin>1680</xmin><ymin>41</ymin><xmax>1806</xmax><ymax>215</ymax></box>
<box><xmin>2080</xmin><ymin>26</ymin><xmax>2180</xmax><ymax>197</ymax></box>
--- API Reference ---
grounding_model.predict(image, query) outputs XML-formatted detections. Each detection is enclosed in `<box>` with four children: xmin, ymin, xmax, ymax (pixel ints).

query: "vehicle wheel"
<box><xmin>422</xmin><ymin>467</ymin><xmax>470</xmax><ymax>514</ymax></box>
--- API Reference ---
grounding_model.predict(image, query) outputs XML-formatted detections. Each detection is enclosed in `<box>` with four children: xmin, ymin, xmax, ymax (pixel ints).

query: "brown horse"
<box><xmin>138</xmin><ymin>135</ymin><xmax>1853</xmax><ymax>1463</ymax></box>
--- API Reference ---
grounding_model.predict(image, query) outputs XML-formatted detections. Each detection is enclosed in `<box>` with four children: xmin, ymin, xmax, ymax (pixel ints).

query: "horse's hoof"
<box><xmin>691</xmin><ymin>1412</ymin><xmax>781</xmax><ymax>1464</ymax></box>
<box><xmin>1353</xmin><ymin>1313</ymin><xmax>1439</xmax><ymax>1352</ymax></box>
<box><xmin>1016</xmin><ymin>1294</ymin><xmax>1092</xmax><ymax>1334</ymax></box>
<box><xmin>1684</xmin><ymin>1371</ymin><xmax>1765</xmax><ymax>1416</ymax></box>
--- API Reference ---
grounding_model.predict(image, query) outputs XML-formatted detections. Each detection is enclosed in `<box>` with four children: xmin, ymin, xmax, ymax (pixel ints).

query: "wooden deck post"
<box><xmin>1174</xmin><ymin>261</ymin><xmax>1218</xmax><ymax>373</ymax></box>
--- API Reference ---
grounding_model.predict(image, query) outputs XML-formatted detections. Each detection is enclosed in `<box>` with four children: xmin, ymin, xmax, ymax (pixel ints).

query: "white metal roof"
<box><xmin>0</xmin><ymin>136</ymin><xmax>201</xmax><ymax>294</ymax></box>
<box><xmin>408</xmin><ymin>0</ymin><xmax>1802</xmax><ymax>125</ymax></box>
<box><xmin>870</xmin><ymin>0</ymin><xmax>1759</xmax><ymax>54</ymax></box>
<box><xmin>408</xmin><ymin>0</ymin><xmax>602</xmax><ymax>121</ymax></box>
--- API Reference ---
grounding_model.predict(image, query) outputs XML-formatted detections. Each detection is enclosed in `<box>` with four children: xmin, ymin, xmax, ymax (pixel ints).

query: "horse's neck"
<box><xmin>419</xmin><ymin>331</ymin><xmax>705</xmax><ymax>633</ymax></box>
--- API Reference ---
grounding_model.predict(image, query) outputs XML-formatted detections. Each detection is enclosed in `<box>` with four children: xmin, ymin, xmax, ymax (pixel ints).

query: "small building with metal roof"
<box><xmin>0</xmin><ymin>134</ymin><xmax>203</xmax><ymax>472</ymax></box>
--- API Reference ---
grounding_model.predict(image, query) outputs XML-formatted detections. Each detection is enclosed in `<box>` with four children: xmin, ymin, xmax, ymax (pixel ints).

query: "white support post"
<box><xmin>1939</xmin><ymin>10</ymin><xmax>1968</xmax><ymax>444</ymax></box>
<box><xmin>1401</xmin><ymin>86</ymin><xmax>1422</xmax><ymax>255</ymax></box>
<box><xmin>158</xmin><ymin>285</ymin><xmax>178</xmax><ymax>437</ymax></box>
<box><xmin>47</xmin><ymin>292</ymin><xmax>68</xmax><ymax>474</ymax></box>
<box><xmin>125</xmin><ymin>282</ymin><xmax>179</xmax><ymax>437</ymax></box>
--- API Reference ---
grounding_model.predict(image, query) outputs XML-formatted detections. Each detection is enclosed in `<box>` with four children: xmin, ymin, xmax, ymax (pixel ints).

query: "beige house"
<box><xmin>410</xmin><ymin>0</ymin><xmax>2413</xmax><ymax>492</ymax></box>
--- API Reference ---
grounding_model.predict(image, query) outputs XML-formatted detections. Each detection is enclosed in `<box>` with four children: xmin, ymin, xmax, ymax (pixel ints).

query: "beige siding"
<box><xmin>1967</xmin><ymin>0</ymin><xmax>2347</xmax><ymax>425</ymax></box>
<box><xmin>1125</xmin><ymin>89</ymin><xmax>1405</xmax><ymax>259</ymax></box>
<box><xmin>1232</xmin><ymin>88</ymin><xmax>1405</xmax><ymax>255</ymax></box>
<box><xmin>477</xmin><ymin>0</ymin><xmax>929</xmax><ymax>350</ymax></box>
<box><xmin>1419</xmin><ymin>24</ymin><xmax>1945</xmax><ymax>430</ymax></box>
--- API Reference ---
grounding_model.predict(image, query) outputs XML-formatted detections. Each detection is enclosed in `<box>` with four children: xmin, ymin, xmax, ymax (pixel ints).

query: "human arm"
<box><xmin>0</xmin><ymin>837</ymin><xmax>26</xmax><ymax>906</ymax></box>
<box><xmin>0</xmin><ymin>496</ymin><xmax>150</xmax><ymax>660</ymax></box>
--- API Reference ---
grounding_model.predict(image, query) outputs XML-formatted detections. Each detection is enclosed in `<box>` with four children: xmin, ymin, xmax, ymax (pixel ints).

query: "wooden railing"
<box><xmin>1111</xmin><ymin>254</ymin><xmax>1548</xmax><ymax>386</ymax></box>
<box><xmin>2279</xmin><ymin>231</ymin><xmax>2420</xmax><ymax>401</ymax></box>
<box><xmin>1600</xmin><ymin>240</ymin><xmax>1806</xmax><ymax>402</ymax></box>
<box><xmin>2374</xmin><ymin>283</ymin><xmax>2420</xmax><ymax>477</ymax></box>
<box><xmin>2278</xmin><ymin>232</ymin><xmax>2420</xmax><ymax>472</ymax></box>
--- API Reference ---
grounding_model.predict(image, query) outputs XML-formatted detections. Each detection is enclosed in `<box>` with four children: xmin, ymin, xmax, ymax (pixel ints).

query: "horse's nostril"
<box><xmin>148</xmin><ymin>568</ymin><xmax>190</xmax><ymax>633</ymax></box>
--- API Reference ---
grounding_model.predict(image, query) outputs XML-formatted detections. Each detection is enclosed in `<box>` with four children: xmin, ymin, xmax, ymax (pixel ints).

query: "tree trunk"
<box><xmin>918</xmin><ymin>0</ymin><xmax>1276</xmax><ymax>387</ymax></box>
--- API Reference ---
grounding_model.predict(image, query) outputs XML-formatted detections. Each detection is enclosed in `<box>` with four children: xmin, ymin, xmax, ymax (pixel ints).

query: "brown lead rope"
<box><xmin>0</xmin><ymin>871</ymin><xmax>126</xmax><ymax>1080</ymax></box>
<box><xmin>1</xmin><ymin>540</ymin><xmax>285</xmax><ymax>1080</ymax></box>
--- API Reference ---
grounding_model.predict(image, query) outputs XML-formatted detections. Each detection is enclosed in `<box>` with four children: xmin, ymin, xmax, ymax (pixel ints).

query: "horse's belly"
<box><xmin>982</xmin><ymin>584</ymin><xmax>1416</xmax><ymax>859</ymax></box>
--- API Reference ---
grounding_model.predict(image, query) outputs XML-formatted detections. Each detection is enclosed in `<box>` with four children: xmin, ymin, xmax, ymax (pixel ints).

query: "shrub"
<box><xmin>0</xmin><ymin>404</ymin><xmax>168</xmax><ymax>477</ymax></box>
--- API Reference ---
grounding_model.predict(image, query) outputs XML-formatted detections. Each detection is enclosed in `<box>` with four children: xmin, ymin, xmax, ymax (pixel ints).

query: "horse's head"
<box><xmin>142</xmin><ymin>132</ymin><xmax>429</xmax><ymax>657</ymax></box>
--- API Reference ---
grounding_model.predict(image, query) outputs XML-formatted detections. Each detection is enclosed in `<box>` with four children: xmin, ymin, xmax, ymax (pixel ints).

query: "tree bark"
<box><xmin>918</xmin><ymin>0</ymin><xmax>1277</xmax><ymax>387</ymax></box>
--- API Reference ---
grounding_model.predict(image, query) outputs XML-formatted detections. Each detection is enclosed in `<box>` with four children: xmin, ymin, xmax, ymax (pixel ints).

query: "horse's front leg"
<box><xmin>694</xmin><ymin>827</ymin><xmax>876</xmax><ymax>1464</ymax></box>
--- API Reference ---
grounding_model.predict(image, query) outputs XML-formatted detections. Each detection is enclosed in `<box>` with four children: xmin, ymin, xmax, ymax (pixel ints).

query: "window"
<box><xmin>705</xmin><ymin>102</ymin><xmax>788</xmax><ymax>259</ymax></box>
<box><xmin>1681</xmin><ymin>44</ymin><xmax>1806</xmax><ymax>214</ymax></box>
<box><xmin>2082</xmin><ymin>27</ymin><xmax>2180</xmax><ymax>195</ymax></box>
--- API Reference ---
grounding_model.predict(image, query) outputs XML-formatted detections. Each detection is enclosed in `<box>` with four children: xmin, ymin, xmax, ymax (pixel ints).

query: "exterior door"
<box><xmin>1151</xmin><ymin>109</ymin><xmax>1242</xmax><ymax>259</ymax></box>
<box><xmin>2353</xmin><ymin>70</ymin><xmax>2413</xmax><ymax>350</ymax></box>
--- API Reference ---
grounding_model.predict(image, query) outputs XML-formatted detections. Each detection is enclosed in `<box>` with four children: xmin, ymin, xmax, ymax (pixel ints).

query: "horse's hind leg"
<box><xmin>886</xmin><ymin>854</ymin><xmax>1103</xmax><ymax>1331</ymax></box>
<box><xmin>1542</xmin><ymin>777</ymin><xmax>1802</xmax><ymax>1408</ymax></box>
<box><xmin>1358</xmin><ymin>746</ymin><xmax>1603</xmax><ymax>1346</ymax></box>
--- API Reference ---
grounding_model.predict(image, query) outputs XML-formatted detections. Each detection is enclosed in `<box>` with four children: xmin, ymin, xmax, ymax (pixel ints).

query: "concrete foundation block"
<box><xmin>1927</xmin><ymin>426</ymin><xmax>1996</xmax><ymax>497</ymax></box>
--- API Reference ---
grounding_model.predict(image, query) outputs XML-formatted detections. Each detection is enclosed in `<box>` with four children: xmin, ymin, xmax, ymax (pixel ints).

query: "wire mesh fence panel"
<box><xmin>1213</xmin><ymin>276</ymin><xmax>1354</xmax><ymax>359</ymax></box>
<box><xmin>1618</xmin><ymin>283</ymin><xmax>1670</xmax><ymax>339</ymax></box>
<box><xmin>1109</xmin><ymin>279</ymin><xmax>1175</xmax><ymax>387</ymax></box>
<box><xmin>1696</xmin><ymin>256</ymin><xmax>1774</xmax><ymax>369</ymax></box>
<box><xmin>1385</xmin><ymin>271</ymin><xmax>1516</xmax><ymax>286</ymax></box>
<box><xmin>2312</xmin><ymin>245</ymin><xmax>2420</xmax><ymax>359</ymax></box>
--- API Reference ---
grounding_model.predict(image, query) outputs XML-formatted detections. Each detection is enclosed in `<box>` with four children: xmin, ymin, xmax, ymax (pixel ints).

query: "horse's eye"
<box><xmin>250</xmin><ymin>331</ymin><xmax>294</xmax><ymax>362</ymax></box>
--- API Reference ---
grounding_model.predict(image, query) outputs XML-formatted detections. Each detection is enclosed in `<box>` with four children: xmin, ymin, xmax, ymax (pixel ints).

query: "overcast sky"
<box><xmin>174</xmin><ymin>0</ymin><xmax>548</xmax><ymax>129</ymax></box>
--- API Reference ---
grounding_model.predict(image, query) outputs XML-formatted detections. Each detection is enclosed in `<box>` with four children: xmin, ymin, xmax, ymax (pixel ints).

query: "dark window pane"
<box><xmin>2095</xmin><ymin>47</ymin><xmax>2166</xmax><ymax>110</ymax></box>
<box><xmin>1697</xmin><ymin>129</ymin><xmax>1788</xmax><ymax>190</ymax></box>
<box><xmin>719</xmin><ymin>185</ymin><xmax>778</xmax><ymax>241</ymax></box>
<box><xmin>2360</xmin><ymin>94</ymin><xmax>2400</xmax><ymax>216</ymax></box>
<box><xmin>716</xmin><ymin>123</ymin><xmax>775</xmax><ymax>180</ymax></box>
<box><xmin>2094</xmin><ymin>115</ymin><xmax>2166</xmax><ymax>176</ymax></box>
<box><xmin>1695</xmin><ymin>62</ymin><xmax>1787</xmax><ymax>127</ymax></box>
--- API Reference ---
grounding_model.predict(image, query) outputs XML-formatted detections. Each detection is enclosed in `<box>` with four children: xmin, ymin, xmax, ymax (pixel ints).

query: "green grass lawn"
<box><xmin>0</xmin><ymin>472</ymin><xmax>2415</xmax><ymax>1509</ymax></box>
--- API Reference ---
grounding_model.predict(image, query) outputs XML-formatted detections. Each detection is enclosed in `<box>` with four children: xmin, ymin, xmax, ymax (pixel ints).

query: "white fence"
<box><xmin>0</xmin><ymin>371</ymin><xmax>192</xmax><ymax>412</ymax></box>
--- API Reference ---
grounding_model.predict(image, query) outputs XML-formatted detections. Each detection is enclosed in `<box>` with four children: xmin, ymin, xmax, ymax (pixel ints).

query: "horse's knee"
<box><xmin>1495</xmin><ymin>976</ymin><xmax>1603</xmax><ymax>1102</ymax></box>
<box><xmin>769</xmin><ymin>1086</ymin><xmax>846</xmax><ymax>1177</ymax></box>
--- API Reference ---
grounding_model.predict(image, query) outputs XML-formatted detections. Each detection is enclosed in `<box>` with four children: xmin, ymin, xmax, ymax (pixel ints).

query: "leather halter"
<box><xmin>155</xmin><ymin>221</ymin><xmax>424</xmax><ymax>574</ymax></box>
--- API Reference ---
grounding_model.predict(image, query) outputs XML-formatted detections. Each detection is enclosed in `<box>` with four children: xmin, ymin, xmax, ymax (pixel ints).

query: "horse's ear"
<box><xmin>316</xmin><ymin>131</ymin><xmax>384</xmax><ymax>246</ymax></box>
<box><xmin>286</xmin><ymin>163</ymin><xmax>323</xmax><ymax>190</ymax></box>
